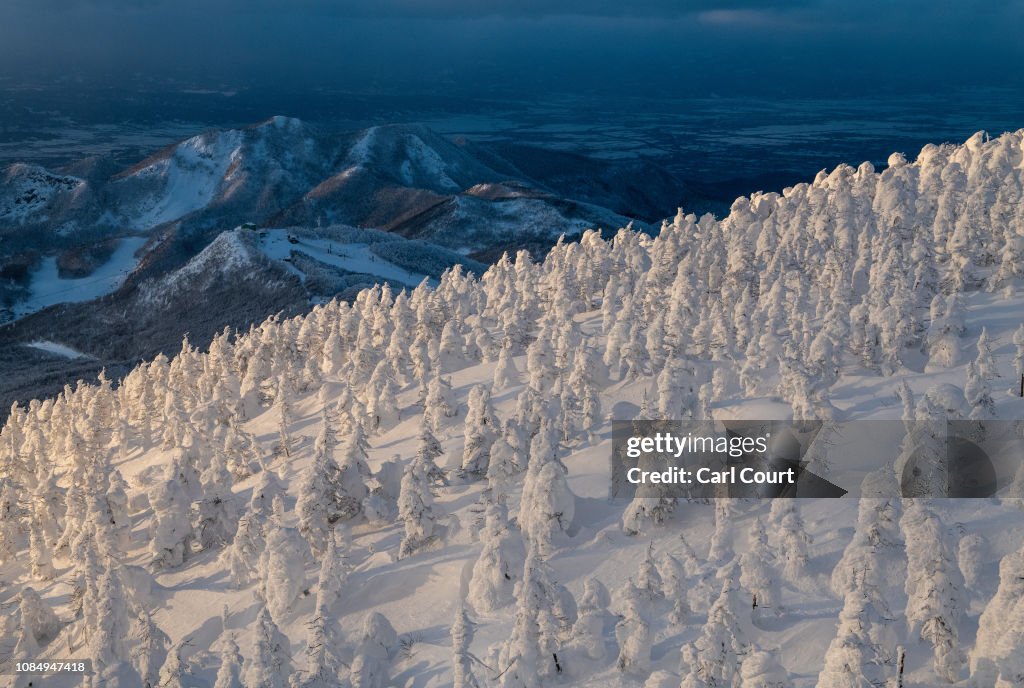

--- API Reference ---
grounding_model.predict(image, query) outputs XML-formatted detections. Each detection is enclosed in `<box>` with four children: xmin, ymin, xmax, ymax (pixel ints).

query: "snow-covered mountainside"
<box><xmin>0</xmin><ymin>117</ymin><xmax>641</xmax><ymax>263</ymax></box>
<box><xmin>3</xmin><ymin>130</ymin><xmax>1024</xmax><ymax>687</ymax></box>
<box><xmin>0</xmin><ymin>164</ymin><xmax>87</xmax><ymax>227</ymax></box>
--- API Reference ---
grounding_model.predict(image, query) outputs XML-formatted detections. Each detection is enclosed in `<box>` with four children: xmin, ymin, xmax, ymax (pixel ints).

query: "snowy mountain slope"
<box><xmin>3</xmin><ymin>130</ymin><xmax>1024</xmax><ymax>687</ymax></box>
<box><xmin>0</xmin><ymin>164</ymin><xmax>90</xmax><ymax>227</ymax></box>
<box><xmin>1</xmin><ymin>117</ymin><xmax>651</xmax><ymax>265</ymax></box>
<box><xmin>112</xmin><ymin>129</ymin><xmax>245</xmax><ymax>229</ymax></box>
<box><xmin>0</xmin><ymin>116</ymin><xmax>655</xmax><ymax>415</ymax></box>
<box><xmin>11</xmin><ymin>236</ymin><xmax>149</xmax><ymax>319</ymax></box>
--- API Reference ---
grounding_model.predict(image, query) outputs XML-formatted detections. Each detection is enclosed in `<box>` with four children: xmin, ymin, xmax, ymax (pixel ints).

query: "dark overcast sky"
<box><xmin>1</xmin><ymin>1</ymin><xmax>1022</xmax><ymax>97</ymax></box>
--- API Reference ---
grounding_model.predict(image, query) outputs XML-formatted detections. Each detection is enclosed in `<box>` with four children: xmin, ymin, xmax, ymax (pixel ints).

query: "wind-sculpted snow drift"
<box><xmin>3</xmin><ymin>131</ymin><xmax>1024</xmax><ymax>686</ymax></box>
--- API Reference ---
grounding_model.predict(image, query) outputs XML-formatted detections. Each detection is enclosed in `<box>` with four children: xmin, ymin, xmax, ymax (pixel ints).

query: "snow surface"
<box><xmin>25</xmin><ymin>340</ymin><xmax>90</xmax><ymax>359</ymax></box>
<box><xmin>257</xmin><ymin>228</ymin><xmax>433</xmax><ymax>288</ymax></box>
<box><xmin>11</xmin><ymin>236</ymin><xmax>149</xmax><ymax>320</ymax></box>
<box><xmin>117</xmin><ymin>130</ymin><xmax>242</xmax><ymax>229</ymax></box>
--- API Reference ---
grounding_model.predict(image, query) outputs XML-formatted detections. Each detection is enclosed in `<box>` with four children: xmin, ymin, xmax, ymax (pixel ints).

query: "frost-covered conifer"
<box><xmin>336</xmin><ymin>426</ymin><xmax>372</xmax><ymax>521</ymax></box>
<box><xmin>297</xmin><ymin>410</ymin><xmax>345</xmax><ymax>558</ymax></box>
<box><xmin>351</xmin><ymin>612</ymin><xmax>399</xmax><ymax>688</ymax></box>
<box><xmin>571</xmin><ymin>577</ymin><xmax>612</xmax><ymax>662</ymax></box>
<box><xmin>902</xmin><ymin>500</ymin><xmax>964</xmax><ymax>682</ymax></box>
<box><xmin>492</xmin><ymin>339</ymin><xmax>520</xmax><ymax>391</ymax></box>
<box><xmin>973</xmin><ymin>544</ymin><xmax>1024</xmax><ymax>682</ymax></box>
<box><xmin>461</xmin><ymin>384</ymin><xmax>498</xmax><ymax>477</ymax></box>
<box><xmin>818</xmin><ymin>572</ymin><xmax>898</xmax><ymax>688</ymax></box>
<box><xmin>451</xmin><ymin>604</ymin><xmax>481</xmax><ymax>688</ymax></box>
<box><xmin>622</xmin><ymin>443</ymin><xmax>676</xmax><ymax>535</ymax></box>
<box><xmin>615</xmin><ymin>580</ymin><xmax>651</xmax><ymax>674</ymax></box>
<box><xmin>498</xmin><ymin>544</ymin><xmax>565</xmax><ymax>686</ymax></box>
<box><xmin>692</xmin><ymin>572</ymin><xmax>747</xmax><ymax>686</ymax></box>
<box><xmin>16</xmin><ymin>587</ymin><xmax>61</xmax><ymax>649</ymax></box>
<box><xmin>0</xmin><ymin>478</ymin><xmax>20</xmax><ymax>563</ymax></box>
<box><xmin>486</xmin><ymin>420</ymin><xmax>523</xmax><ymax>499</ymax></box>
<box><xmin>130</xmin><ymin>608</ymin><xmax>169</xmax><ymax>688</ymax></box>
<box><xmin>223</xmin><ymin>508</ymin><xmax>264</xmax><ymax>588</ymax></box>
<box><xmin>424</xmin><ymin>374</ymin><xmax>458</xmax><ymax>432</ymax></box>
<box><xmin>635</xmin><ymin>542</ymin><xmax>664</xmax><ymax>602</ymax></box>
<box><xmin>213</xmin><ymin>633</ymin><xmax>245</xmax><ymax>688</ymax></box>
<box><xmin>707</xmin><ymin>499</ymin><xmax>734</xmax><ymax>564</ymax></box>
<box><xmin>259</xmin><ymin>496</ymin><xmax>307</xmax><ymax>620</ymax></box>
<box><xmin>148</xmin><ymin>474</ymin><xmax>195</xmax><ymax>569</ymax></box>
<box><xmin>247</xmin><ymin>605</ymin><xmax>293</xmax><ymax>688</ymax></box>
<box><xmin>975</xmin><ymin>326</ymin><xmax>999</xmax><ymax>379</ymax></box>
<box><xmin>90</xmin><ymin>561</ymin><xmax>138</xmax><ymax>683</ymax></box>
<box><xmin>966</xmin><ymin>360</ymin><xmax>996</xmax><ymax>421</ymax></box>
<box><xmin>29</xmin><ymin>518</ymin><xmax>54</xmax><ymax>580</ymax></box>
<box><xmin>397</xmin><ymin>455</ymin><xmax>437</xmax><ymax>558</ymax></box>
<box><xmin>958</xmin><ymin>531</ymin><xmax>987</xmax><ymax>594</ymax></box>
<box><xmin>1012</xmin><ymin>323</ymin><xmax>1024</xmax><ymax>394</ymax></box>
<box><xmin>768</xmin><ymin>499</ymin><xmax>812</xmax><ymax>585</ymax></box>
<box><xmin>468</xmin><ymin>501</ymin><xmax>525</xmax><ymax>612</ymax></box>
<box><xmin>739</xmin><ymin>649</ymin><xmax>791</xmax><ymax>688</ymax></box>
<box><xmin>414</xmin><ymin>417</ymin><xmax>449</xmax><ymax>486</ymax></box>
<box><xmin>518</xmin><ymin>421</ymin><xmax>575</xmax><ymax>556</ymax></box>
<box><xmin>194</xmin><ymin>446</ymin><xmax>238</xmax><ymax>550</ymax></box>
<box><xmin>740</xmin><ymin>518</ymin><xmax>780</xmax><ymax>614</ymax></box>
<box><xmin>365</xmin><ymin>360</ymin><xmax>401</xmax><ymax>432</ymax></box>
<box><xmin>274</xmin><ymin>375</ymin><xmax>295</xmax><ymax>458</ymax></box>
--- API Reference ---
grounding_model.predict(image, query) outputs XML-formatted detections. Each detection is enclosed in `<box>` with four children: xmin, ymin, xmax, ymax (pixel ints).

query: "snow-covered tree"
<box><xmin>274</xmin><ymin>375</ymin><xmax>296</xmax><ymax>459</ymax></box>
<box><xmin>707</xmin><ymin>498</ymin><xmax>734</xmax><ymax>564</ymax></box>
<box><xmin>16</xmin><ymin>587</ymin><xmax>61</xmax><ymax>649</ymax></box>
<box><xmin>461</xmin><ymin>384</ymin><xmax>498</xmax><ymax>477</ymax></box>
<box><xmin>493</xmin><ymin>339</ymin><xmax>520</xmax><ymax>390</ymax></box>
<box><xmin>497</xmin><ymin>544</ymin><xmax>565</xmax><ymax>686</ymax></box>
<box><xmin>692</xmin><ymin>571</ymin><xmax>747</xmax><ymax>687</ymax></box>
<box><xmin>817</xmin><ymin>575</ymin><xmax>898</xmax><ymax>688</ymax></box>
<box><xmin>149</xmin><ymin>476</ymin><xmax>195</xmax><ymax>568</ymax></box>
<box><xmin>336</xmin><ymin>426</ymin><xmax>372</xmax><ymax>521</ymax></box>
<box><xmin>365</xmin><ymin>360</ymin><xmax>401</xmax><ymax>432</ymax></box>
<box><xmin>415</xmin><ymin>416</ymin><xmax>449</xmax><ymax>486</ymax></box>
<box><xmin>213</xmin><ymin>633</ymin><xmax>245</xmax><ymax>688</ymax></box>
<box><xmin>615</xmin><ymin>580</ymin><xmax>652</xmax><ymax>675</ymax></box>
<box><xmin>194</xmin><ymin>447</ymin><xmax>239</xmax><ymax>550</ymax></box>
<box><xmin>157</xmin><ymin>638</ymin><xmax>194</xmax><ymax>688</ymax></box>
<box><xmin>425</xmin><ymin>374</ymin><xmax>458</xmax><ymax>432</ymax></box>
<box><xmin>130</xmin><ymin>608</ymin><xmax>170</xmax><ymax>688</ymax></box>
<box><xmin>974</xmin><ymin>326</ymin><xmax>999</xmax><ymax>380</ymax></box>
<box><xmin>351</xmin><ymin>612</ymin><xmax>399</xmax><ymax>688</ymax></box>
<box><xmin>740</xmin><ymin>518</ymin><xmax>780</xmax><ymax>615</ymax></box>
<box><xmin>518</xmin><ymin>422</ymin><xmax>576</xmax><ymax>557</ymax></box>
<box><xmin>259</xmin><ymin>495</ymin><xmax>307</xmax><ymax>620</ymax></box>
<box><xmin>973</xmin><ymin>544</ymin><xmax>1024</xmax><ymax>683</ymax></box>
<box><xmin>247</xmin><ymin>605</ymin><xmax>293</xmax><ymax>688</ymax></box>
<box><xmin>571</xmin><ymin>577</ymin><xmax>612</xmax><ymax>662</ymax></box>
<box><xmin>398</xmin><ymin>454</ymin><xmax>438</xmax><ymax>558</ymax></box>
<box><xmin>1013</xmin><ymin>323</ymin><xmax>1024</xmax><ymax>395</ymax></box>
<box><xmin>902</xmin><ymin>500</ymin><xmax>964</xmax><ymax>682</ymax></box>
<box><xmin>958</xmin><ymin>531</ymin><xmax>987</xmax><ymax>594</ymax></box>
<box><xmin>468</xmin><ymin>500</ymin><xmax>525</xmax><ymax>612</ymax></box>
<box><xmin>739</xmin><ymin>649</ymin><xmax>791</xmax><ymax>688</ymax></box>
<box><xmin>297</xmin><ymin>410</ymin><xmax>345</xmax><ymax>558</ymax></box>
<box><xmin>451</xmin><ymin>604</ymin><xmax>481</xmax><ymax>688</ymax></box>
<box><xmin>768</xmin><ymin>499</ymin><xmax>812</xmax><ymax>585</ymax></box>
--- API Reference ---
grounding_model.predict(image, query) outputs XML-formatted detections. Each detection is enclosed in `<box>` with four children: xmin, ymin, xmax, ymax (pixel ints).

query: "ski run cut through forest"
<box><xmin>4</xmin><ymin>130</ymin><xmax>1024</xmax><ymax>687</ymax></box>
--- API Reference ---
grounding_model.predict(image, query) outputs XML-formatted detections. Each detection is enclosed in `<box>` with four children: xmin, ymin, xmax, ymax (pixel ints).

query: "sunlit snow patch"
<box><xmin>12</xmin><ymin>236</ymin><xmax>149</xmax><ymax>320</ymax></box>
<box><xmin>26</xmin><ymin>340</ymin><xmax>89</xmax><ymax>359</ymax></box>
